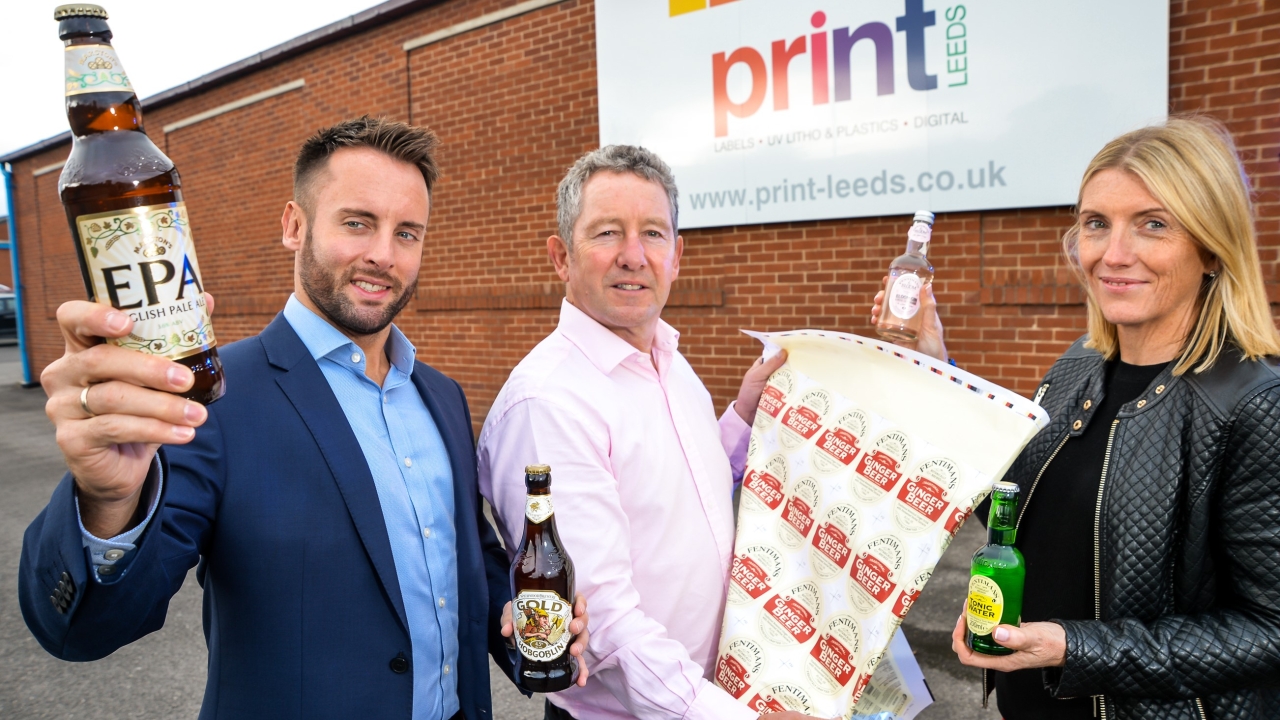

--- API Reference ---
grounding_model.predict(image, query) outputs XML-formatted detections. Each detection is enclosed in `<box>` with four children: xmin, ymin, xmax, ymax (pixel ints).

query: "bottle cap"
<box><xmin>992</xmin><ymin>481</ymin><xmax>1020</xmax><ymax>495</ymax></box>
<box><xmin>525</xmin><ymin>464</ymin><xmax>551</xmax><ymax>475</ymax></box>
<box><xmin>54</xmin><ymin>4</ymin><xmax>108</xmax><ymax>20</ymax></box>
<box><xmin>912</xmin><ymin>210</ymin><xmax>935</xmax><ymax>226</ymax></box>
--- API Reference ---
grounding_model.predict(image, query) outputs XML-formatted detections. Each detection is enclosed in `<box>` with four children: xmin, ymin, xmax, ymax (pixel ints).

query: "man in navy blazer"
<box><xmin>20</xmin><ymin>117</ymin><xmax>587</xmax><ymax>719</ymax></box>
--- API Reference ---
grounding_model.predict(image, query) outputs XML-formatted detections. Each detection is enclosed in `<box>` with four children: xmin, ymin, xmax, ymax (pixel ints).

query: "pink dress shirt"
<box><xmin>478</xmin><ymin>300</ymin><xmax>758</xmax><ymax>720</ymax></box>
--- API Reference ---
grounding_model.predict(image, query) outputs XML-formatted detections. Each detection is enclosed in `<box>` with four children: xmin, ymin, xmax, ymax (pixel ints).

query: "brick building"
<box><xmin>3</xmin><ymin>0</ymin><xmax>1277</xmax><ymax>426</ymax></box>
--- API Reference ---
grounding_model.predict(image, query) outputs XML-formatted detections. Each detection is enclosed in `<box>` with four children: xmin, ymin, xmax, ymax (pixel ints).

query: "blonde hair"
<box><xmin>1063</xmin><ymin>116</ymin><xmax>1280</xmax><ymax>374</ymax></box>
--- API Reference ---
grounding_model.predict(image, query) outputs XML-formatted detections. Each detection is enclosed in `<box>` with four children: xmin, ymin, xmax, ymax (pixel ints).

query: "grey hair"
<box><xmin>556</xmin><ymin>145</ymin><xmax>679</xmax><ymax>247</ymax></box>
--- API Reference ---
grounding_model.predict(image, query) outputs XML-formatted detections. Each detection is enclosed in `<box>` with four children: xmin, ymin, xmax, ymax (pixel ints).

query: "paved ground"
<box><xmin>0</xmin><ymin>343</ymin><xmax>996</xmax><ymax>719</ymax></box>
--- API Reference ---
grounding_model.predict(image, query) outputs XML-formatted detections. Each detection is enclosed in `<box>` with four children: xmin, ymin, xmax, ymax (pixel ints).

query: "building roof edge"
<box><xmin>2</xmin><ymin>0</ymin><xmax>442</xmax><ymax>165</ymax></box>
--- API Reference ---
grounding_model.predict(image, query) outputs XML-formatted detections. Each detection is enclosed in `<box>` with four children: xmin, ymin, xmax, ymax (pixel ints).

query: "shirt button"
<box><xmin>382</xmin><ymin>395</ymin><xmax>388</xmax><ymax>403</ymax></box>
<box><xmin>104</xmin><ymin>549</ymin><xmax>125</xmax><ymax>561</ymax></box>
<box><xmin>423</xmin><ymin>527</ymin><xmax>431</xmax><ymax>539</ymax></box>
<box><xmin>404</xmin><ymin>457</ymin><xmax>413</xmax><ymax>468</ymax></box>
<box><xmin>443</xmin><ymin>664</ymin><xmax>451</xmax><ymax>675</ymax></box>
<box><xmin>438</xmin><ymin>597</ymin><xmax>446</xmax><ymax>608</ymax></box>
<box><xmin>351</xmin><ymin>353</ymin><xmax>362</xmax><ymax>363</ymax></box>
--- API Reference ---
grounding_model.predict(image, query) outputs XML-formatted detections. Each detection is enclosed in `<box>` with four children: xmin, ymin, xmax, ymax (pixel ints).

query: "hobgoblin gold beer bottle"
<box><xmin>511</xmin><ymin>464</ymin><xmax>578</xmax><ymax>692</ymax></box>
<box><xmin>55</xmin><ymin>4</ymin><xmax>224</xmax><ymax>404</ymax></box>
<box><xmin>876</xmin><ymin>210</ymin><xmax>936</xmax><ymax>343</ymax></box>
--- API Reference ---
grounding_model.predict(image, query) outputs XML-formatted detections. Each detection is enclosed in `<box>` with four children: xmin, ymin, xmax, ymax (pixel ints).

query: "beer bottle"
<box><xmin>965</xmin><ymin>481</ymin><xmax>1025</xmax><ymax>655</ymax></box>
<box><xmin>876</xmin><ymin>211</ymin><xmax>935</xmax><ymax>343</ymax></box>
<box><xmin>55</xmin><ymin>4</ymin><xmax>224</xmax><ymax>404</ymax></box>
<box><xmin>510</xmin><ymin>464</ymin><xmax>579</xmax><ymax>692</ymax></box>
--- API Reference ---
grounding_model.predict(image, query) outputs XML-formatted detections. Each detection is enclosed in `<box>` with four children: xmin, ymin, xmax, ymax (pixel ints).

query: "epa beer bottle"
<box><xmin>511</xmin><ymin>464</ymin><xmax>579</xmax><ymax>692</ymax></box>
<box><xmin>876</xmin><ymin>211</ymin><xmax>935</xmax><ymax>343</ymax></box>
<box><xmin>965</xmin><ymin>481</ymin><xmax>1025</xmax><ymax>655</ymax></box>
<box><xmin>55</xmin><ymin>4</ymin><xmax>224</xmax><ymax>404</ymax></box>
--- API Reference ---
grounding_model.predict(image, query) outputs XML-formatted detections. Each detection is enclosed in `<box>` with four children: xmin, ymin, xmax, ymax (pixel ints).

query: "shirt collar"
<box><xmin>282</xmin><ymin>294</ymin><xmax>417</xmax><ymax>376</ymax></box>
<box><xmin>555</xmin><ymin>298</ymin><xmax>680</xmax><ymax>375</ymax></box>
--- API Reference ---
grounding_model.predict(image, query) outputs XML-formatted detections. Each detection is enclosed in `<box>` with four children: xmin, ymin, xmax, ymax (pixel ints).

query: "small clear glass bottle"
<box><xmin>876</xmin><ymin>211</ymin><xmax>935</xmax><ymax>343</ymax></box>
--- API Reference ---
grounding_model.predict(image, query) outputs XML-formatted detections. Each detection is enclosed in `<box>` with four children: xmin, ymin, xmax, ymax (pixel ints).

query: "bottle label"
<box><xmin>887</xmin><ymin>273</ymin><xmax>924</xmax><ymax>319</ymax></box>
<box><xmin>513</xmin><ymin>590</ymin><xmax>573</xmax><ymax>661</ymax></box>
<box><xmin>525</xmin><ymin>493</ymin><xmax>553</xmax><ymax>524</ymax></box>
<box><xmin>77</xmin><ymin>202</ymin><xmax>217</xmax><ymax>361</ymax></box>
<box><xmin>966</xmin><ymin>575</ymin><xmax>1004</xmax><ymax>636</ymax></box>
<box><xmin>907</xmin><ymin>221</ymin><xmax>933</xmax><ymax>244</ymax></box>
<box><xmin>65</xmin><ymin>45</ymin><xmax>134</xmax><ymax>96</ymax></box>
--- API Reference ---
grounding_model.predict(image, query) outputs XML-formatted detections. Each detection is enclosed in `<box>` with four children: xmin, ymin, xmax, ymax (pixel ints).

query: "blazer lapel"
<box><xmin>410</xmin><ymin>370</ymin><xmax>476</xmax><ymax>521</ymax></box>
<box><xmin>260</xmin><ymin>315</ymin><xmax>410</xmax><ymax>634</ymax></box>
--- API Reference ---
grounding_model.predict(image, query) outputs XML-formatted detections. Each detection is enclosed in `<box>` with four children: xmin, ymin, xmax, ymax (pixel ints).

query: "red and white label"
<box><xmin>764</xmin><ymin>594</ymin><xmax>817</xmax><ymax>644</ymax></box>
<box><xmin>782</xmin><ymin>496</ymin><xmax>815</xmax><ymax>540</ymax></box>
<box><xmin>759</xmin><ymin>385</ymin><xmax>787</xmax><ymax>418</ymax></box>
<box><xmin>731</xmin><ymin>555</ymin><xmax>774</xmax><ymax>600</ymax></box>
<box><xmin>717</xmin><ymin>654</ymin><xmax>751</xmax><ymax>699</ymax></box>
<box><xmin>897</xmin><ymin>476</ymin><xmax>948</xmax><ymax>522</ymax></box>
<box><xmin>809</xmin><ymin>634</ymin><xmax>856</xmax><ymax>687</ymax></box>
<box><xmin>852</xmin><ymin>553</ymin><xmax>897</xmax><ymax>604</ymax></box>
<box><xmin>811</xmin><ymin>523</ymin><xmax>852</xmax><ymax>570</ymax></box>
<box><xmin>891</xmin><ymin>586</ymin><xmax>921</xmax><ymax>619</ymax></box>
<box><xmin>782</xmin><ymin>406</ymin><xmax>824</xmax><ymax>441</ymax></box>
<box><xmin>816</xmin><ymin>428</ymin><xmax>860</xmax><ymax>466</ymax></box>
<box><xmin>744</xmin><ymin>469</ymin><xmax>785</xmax><ymax>510</ymax></box>
<box><xmin>856</xmin><ymin>451</ymin><xmax>903</xmax><ymax>492</ymax></box>
<box><xmin>747</xmin><ymin>694</ymin><xmax>786</xmax><ymax>713</ymax></box>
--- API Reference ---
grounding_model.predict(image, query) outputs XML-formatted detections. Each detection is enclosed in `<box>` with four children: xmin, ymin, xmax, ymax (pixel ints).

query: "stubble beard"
<box><xmin>299</xmin><ymin>229</ymin><xmax>418</xmax><ymax>336</ymax></box>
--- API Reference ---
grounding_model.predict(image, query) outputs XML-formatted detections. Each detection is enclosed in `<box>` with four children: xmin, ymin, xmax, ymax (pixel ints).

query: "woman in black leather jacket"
<box><xmin>878</xmin><ymin>117</ymin><xmax>1280</xmax><ymax>719</ymax></box>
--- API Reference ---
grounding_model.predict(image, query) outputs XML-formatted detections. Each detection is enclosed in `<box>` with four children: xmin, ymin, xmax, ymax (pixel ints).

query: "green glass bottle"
<box><xmin>965</xmin><ymin>481</ymin><xmax>1025</xmax><ymax>655</ymax></box>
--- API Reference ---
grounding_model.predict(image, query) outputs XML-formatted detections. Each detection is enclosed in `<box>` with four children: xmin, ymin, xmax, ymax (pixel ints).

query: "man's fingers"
<box><xmin>57</xmin><ymin>301</ymin><xmax>132</xmax><ymax>352</ymax></box>
<box><xmin>64</xmin><ymin>380</ymin><xmax>207</xmax><ymax>426</ymax></box>
<box><xmin>205</xmin><ymin>292</ymin><xmax>215</xmax><ymax>316</ymax></box>
<box><xmin>63</xmin><ymin>343</ymin><xmax>195</xmax><ymax>394</ymax></box>
<box><xmin>758</xmin><ymin>349</ymin><xmax>787</xmax><ymax>375</ymax></box>
<box><xmin>60</xmin><ymin>414</ymin><xmax>196</xmax><ymax>454</ymax></box>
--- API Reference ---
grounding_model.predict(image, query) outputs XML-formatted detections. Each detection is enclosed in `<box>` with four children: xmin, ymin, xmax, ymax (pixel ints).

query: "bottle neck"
<box><xmin>61</xmin><ymin>25</ymin><xmax>145</xmax><ymax>137</ymax></box>
<box><xmin>986</xmin><ymin>494</ymin><xmax>1018</xmax><ymax>546</ymax></box>
<box><xmin>905</xmin><ymin>238</ymin><xmax>930</xmax><ymax>257</ymax></box>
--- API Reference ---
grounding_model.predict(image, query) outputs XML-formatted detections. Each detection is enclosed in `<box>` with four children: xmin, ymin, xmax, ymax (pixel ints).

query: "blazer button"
<box><xmin>390</xmin><ymin>653</ymin><xmax>410</xmax><ymax>674</ymax></box>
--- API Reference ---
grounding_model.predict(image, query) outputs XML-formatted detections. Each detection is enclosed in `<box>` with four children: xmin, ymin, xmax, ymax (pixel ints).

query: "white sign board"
<box><xmin>595</xmin><ymin>0</ymin><xmax>1168</xmax><ymax>229</ymax></box>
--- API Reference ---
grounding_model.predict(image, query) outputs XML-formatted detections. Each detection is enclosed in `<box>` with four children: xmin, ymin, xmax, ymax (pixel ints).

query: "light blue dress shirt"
<box><xmin>82</xmin><ymin>294</ymin><xmax>461</xmax><ymax>720</ymax></box>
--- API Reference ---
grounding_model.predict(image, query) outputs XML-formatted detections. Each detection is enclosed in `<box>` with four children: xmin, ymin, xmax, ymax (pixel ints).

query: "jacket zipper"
<box><xmin>1194</xmin><ymin>697</ymin><xmax>1207</xmax><ymax>719</ymax></box>
<box><xmin>1017</xmin><ymin>432</ymin><xmax>1069</xmax><ymax>529</ymax></box>
<box><xmin>1033</xmin><ymin>382</ymin><xmax>1050</xmax><ymax>404</ymax></box>
<box><xmin>1091</xmin><ymin>419</ymin><xmax>1119</xmax><ymax>720</ymax></box>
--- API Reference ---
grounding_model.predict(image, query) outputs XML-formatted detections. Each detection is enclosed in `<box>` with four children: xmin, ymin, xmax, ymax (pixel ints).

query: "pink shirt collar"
<box><xmin>556</xmin><ymin>298</ymin><xmax>681</xmax><ymax>376</ymax></box>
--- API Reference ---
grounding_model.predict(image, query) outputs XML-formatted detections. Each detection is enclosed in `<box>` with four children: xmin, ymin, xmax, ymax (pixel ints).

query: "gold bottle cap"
<box><xmin>54</xmin><ymin>4</ymin><xmax>108</xmax><ymax>20</ymax></box>
<box><xmin>525</xmin><ymin>464</ymin><xmax>551</xmax><ymax>475</ymax></box>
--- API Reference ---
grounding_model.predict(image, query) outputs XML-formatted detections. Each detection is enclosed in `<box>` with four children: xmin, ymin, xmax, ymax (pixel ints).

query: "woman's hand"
<box><xmin>950</xmin><ymin>614</ymin><xmax>1067</xmax><ymax>671</ymax></box>
<box><xmin>870</xmin><ymin>278</ymin><xmax>948</xmax><ymax>363</ymax></box>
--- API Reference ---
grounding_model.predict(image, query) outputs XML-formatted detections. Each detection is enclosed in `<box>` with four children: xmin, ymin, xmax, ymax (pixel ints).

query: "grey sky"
<box><xmin>1</xmin><ymin>0</ymin><xmax>383</xmax><ymax>216</ymax></box>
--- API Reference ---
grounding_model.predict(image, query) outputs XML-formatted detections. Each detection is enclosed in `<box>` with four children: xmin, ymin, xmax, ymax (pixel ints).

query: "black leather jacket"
<box><xmin>999</xmin><ymin>337</ymin><xmax>1280</xmax><ymax>720</ymax></box>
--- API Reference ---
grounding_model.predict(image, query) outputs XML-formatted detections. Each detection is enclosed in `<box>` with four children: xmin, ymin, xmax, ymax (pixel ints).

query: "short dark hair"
<box><xmin>293</xmin><ymin>116</ymin><xmax>440</xmax><ymax>216</ymax></box>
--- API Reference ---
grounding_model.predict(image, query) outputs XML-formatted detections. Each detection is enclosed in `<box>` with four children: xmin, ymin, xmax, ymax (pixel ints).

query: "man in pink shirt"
<box><xmin>478</xmin><ymin>146</ymin><xmax>821</xmax><ymax>720</ymax></box>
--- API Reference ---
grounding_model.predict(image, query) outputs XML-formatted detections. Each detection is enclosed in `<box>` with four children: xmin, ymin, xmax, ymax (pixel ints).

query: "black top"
<box><xmin>995</xmin><ymin>359</ymin><xmax>1169</xmax><ymax>720</ymax></box>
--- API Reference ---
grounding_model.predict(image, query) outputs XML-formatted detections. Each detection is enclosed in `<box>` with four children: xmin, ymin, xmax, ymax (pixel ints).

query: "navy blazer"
<box><xmin>20</xmin><ymin>314</ymin><xmax>515</xmax><ymax>720</ymax></box>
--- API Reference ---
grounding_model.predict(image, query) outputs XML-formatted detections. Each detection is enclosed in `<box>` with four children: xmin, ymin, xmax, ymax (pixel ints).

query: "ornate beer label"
<box><xmin>741</xmin><ymin>454</ymin><xmax>789</xmax><ymax>513</ymax></box>
<box><xmin>780</xmin><ymin>388</ymin><xmax>830</xmax><ymax>449</ymax></box>
<box><xmin>893</xmin><ymin>456</ymin><xmax>960</xmax><ymax>534</ymax></box>
<box><xmin>888</xmin><ymin>273</ymin><xmax>923</xmax><ymax>319</ymax></box>
<box><xmin>77</xmin><ymin>203</ymin><xmax>216</xmax><ymax>361</ymax></box>
<box><xmin>805</xmin><ymin>614</ymin><xmax>861</xmax><ymax>694</ymax></box>
<box><xmin>716</xmin><ymin>637</ymin><xmax>765</xmax><ymax>699</ymax></box>
<box><xmin>809</xmin><ymin>503</ymin><xmax>859</xmax><ymax>579</ymax></box>
<box><xmin>852</xmin><ymin>430</ymin><xmax>911</xmax><ymax>502</ymax></box>
<box><xmin>848</xmin><ymin>535</ymin><xmax>904</xmax><ymax>615</ymax></box>
<box><xmin>966</xmin><ymin>575</ymin><xmax>1004</xmax><ymax>636</ymax></box>
<box><xmin>65</xmin><ymin>44</ymin><xmax>133</xmax><ymax>96</ymax></box>
<box><xmin>811</xmin><ymin>409</ymin><xmax>869</xmax><ymax>474</ymax></box>
<box><xmin>753</xmin><ymin>367</ymin><xmax>794</xmax><ymax>431</ymax></box>
<box><xmin>777</xmin><ymin>476</ymin><xmax>820</xmax><ymax>549</ymax></box>
<box><xmin>514</xmin><ymin>589</ymin><xmax>573</xmax><ymax>661</ymax></box>
<box><xmin>759</xmin><ymin>580</ymin><xmax>821</xmax><ymax>646</ymax></box>
<box><xmin>525</xmin><ymin>493</ymin><xmax>554</xmax><ymax>524</ymax></box>
<box><xmin>728</xmin><ymin>544</ymin><xmax>785</xmax><ymax>605</ymax></box>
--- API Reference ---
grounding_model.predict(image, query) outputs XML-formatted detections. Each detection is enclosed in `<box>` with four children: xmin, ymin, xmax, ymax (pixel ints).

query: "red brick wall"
<box><xmin>8</xmin><ymin>0</ymin><xmax>1279</xmax><ymax>431</ymax></box>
